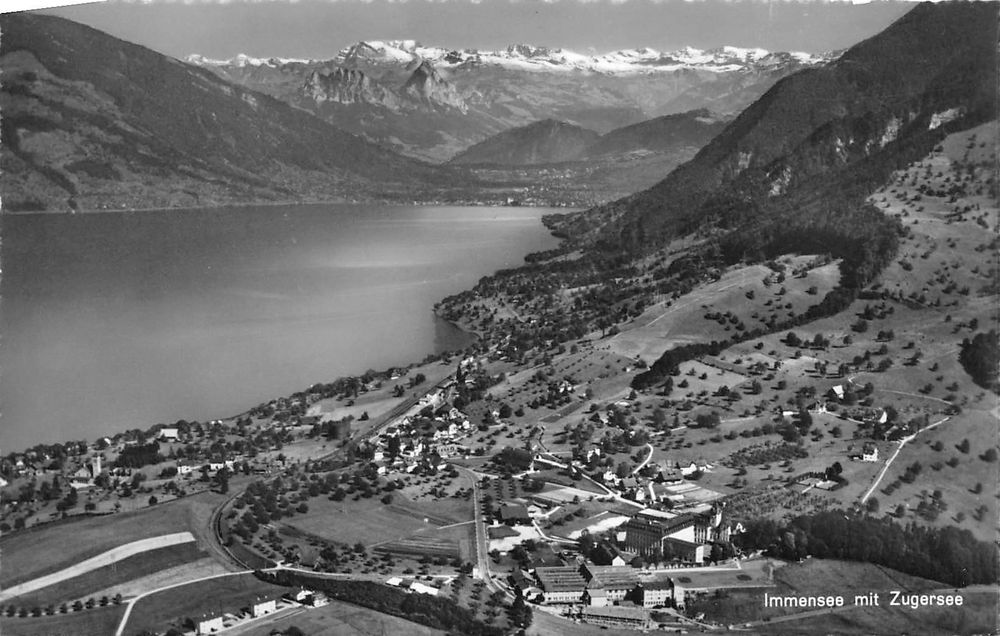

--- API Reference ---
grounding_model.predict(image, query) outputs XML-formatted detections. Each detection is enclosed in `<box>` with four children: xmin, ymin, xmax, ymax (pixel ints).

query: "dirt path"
<box><xmin>0</xmin><ymin>532</ymin><xmax>196</xmax><ymax>602</ymax></box>
<box><xmin>859</xmin><ymin>416</ymin><xmax>950</xmax><ymax>504</ymax></box>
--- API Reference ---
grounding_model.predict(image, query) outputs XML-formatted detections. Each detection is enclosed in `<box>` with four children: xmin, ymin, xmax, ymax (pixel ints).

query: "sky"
<box><xmin>42</xmin><ymin>0</ymin><xmax>916</xmax><ymax>60</ymax></box>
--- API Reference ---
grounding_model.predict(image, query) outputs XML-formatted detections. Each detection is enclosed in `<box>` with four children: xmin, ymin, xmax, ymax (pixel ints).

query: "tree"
<box><xmin>652</xmin><ymin>408</ymin><xmax>667</xmax><ymax>428</ymax></box>
<box><xmin>696</xmin><ymin>412</ymin><xmax>721</xmax><ymax>429</ymax></box>
<box><xmin>216</xmin><ymin>468</ymin><xmax>230</xmax><ymax>494</ymax></box>
<box><xmin>983</xmin><ymin>448</ymin><xmax>998</xmax><ymax>463</ymax></box>
<box><xmin>148</xmin><ymin>495</ymin><xmax>158</xmax><ymax>506</ymax></box>
<box><xmin>866</xmin><ymin>498</ymin><xmax>880</xmax><ymax>513</ymax></box>
<box><xmin>959</xmin><ymin>331</ymin><xmax>1000</xmax><ymax>391</ymax></box>
<box><xmin>509</xmin><ymin>590</ymin><xmax>533</xmax><ymax>628</ymax></box>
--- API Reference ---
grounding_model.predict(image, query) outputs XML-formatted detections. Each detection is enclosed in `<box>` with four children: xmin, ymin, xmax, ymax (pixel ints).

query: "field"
<box><xmin>88</xmin><ymin>557</ymin><xmax>232</xmax><ymax>601</ymax></box>
<box><xmin>123</xmin><ymin>572</ymin><xmax>287</xmax><ymax>635</ymax></box>
<box><xmin>875</xmin><ymin>408</ymin><xmax>999</xmax><ymax>541</ymax></box>
<box><xmin>608</xmin><ymin>256</ymin><xmax>841</xmax><ymax>363</ymax></box>
<box><xmin>3</xmin><ymin>542</ymin><xmax>209</xmax><ymax>607</ymax></box>
<box><xmin>0</xmin><ymin>490</ymin><xmax>224</xmax><ymax>588</ymax></box>
<box><xmin>230</xmin><ymin>598</ymin><xmax>447</xmax><ymax>636</ymax></box>
<box><xmin>283</xmin><ymin>489</ymin><xmax>469</xmax><ymax>548</ymax></box>
<box><xmin>2</xmin><ymin>604</ymin><xmax>126</xmax><ymax>636</ymax></box>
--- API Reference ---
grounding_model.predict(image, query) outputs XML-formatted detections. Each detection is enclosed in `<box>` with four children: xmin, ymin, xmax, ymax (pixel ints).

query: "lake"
<box><xmin>0</xmin><ymin>204</ymin><xmax>561</xmax><ymax>452</ymax></box>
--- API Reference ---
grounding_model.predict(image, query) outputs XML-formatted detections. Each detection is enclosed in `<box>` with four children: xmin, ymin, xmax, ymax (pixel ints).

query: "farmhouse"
<box><xmin>159</xmin><ymin>427</ymin><xmax>180</xmax><ymax>441</ymax></box>
<box><xmin>862</xmin><ymin>443</ymin><xmax>879</xmax><ymax>462</ymax></box>
<box><xmin>498</xmin><ymin>503</ymin><xmax>531</xmax><ymax>525</ymax></box>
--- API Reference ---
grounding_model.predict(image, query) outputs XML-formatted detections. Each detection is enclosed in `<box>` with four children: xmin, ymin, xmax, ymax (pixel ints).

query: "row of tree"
<box><xmin>735</xmin><ymin>510</ymin><xmax>998</xmax><ymax>587</ymax></box>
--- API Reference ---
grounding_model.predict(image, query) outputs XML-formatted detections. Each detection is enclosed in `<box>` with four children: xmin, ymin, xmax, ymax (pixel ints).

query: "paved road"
<box><xmin>465</xmin><ymin>468</ymin><xmax>500</xmax><ymax>593</ymax></box>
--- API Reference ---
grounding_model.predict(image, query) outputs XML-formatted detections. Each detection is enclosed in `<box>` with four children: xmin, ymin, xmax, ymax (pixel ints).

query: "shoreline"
<box><xmin>0</xmin><ymin>208</ymin><xmax>564</xmax><ymax>455</ymax></box>
<box><xmin>2</xmin><ymin>198</ymin><xmax>578</xmax><ymax>217</ymax></box>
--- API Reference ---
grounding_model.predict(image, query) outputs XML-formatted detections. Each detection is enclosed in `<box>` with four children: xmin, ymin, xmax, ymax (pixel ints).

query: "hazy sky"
<box><xmin>45</xmin><ymin>0</ymin><xmax>915</xmax><ymax>60</ymax></box>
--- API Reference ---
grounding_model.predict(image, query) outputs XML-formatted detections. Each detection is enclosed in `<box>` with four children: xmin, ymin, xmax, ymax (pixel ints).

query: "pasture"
<box><xmin>4</xmin><ymin>542</ymin><xmax>209</xmax><ymax>607</ymax></box>
<box><xmin>0</xmin><ymin>490</ymin><xmax>222</xmax><ymax>588</ymax></box>
<box><xmin>231</xmin><ymin>598</ymin><xmax>446</xmax><ymax>636</ymax></box>
<box><xmin>123</xmin><ymin>572</ymin><xmax>285</xmax><ymax>635</ymax></box>
<box><xmin>2</xmin><ymin>604</ymin><xmax>126</xmax><ymax>636</ymax></box>
<box><xmin>607</xmin><ymin>257</ymin><xmax>841</xmax><ymax>363</ymax></box>
<box><xmin>281</xmin><ymin>489</ymin><xmax>471</xmax><ymax>551</ymax></box>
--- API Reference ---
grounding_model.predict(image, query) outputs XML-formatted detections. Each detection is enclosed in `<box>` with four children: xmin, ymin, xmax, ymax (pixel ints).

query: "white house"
<box><xmin>862</xmin><ymin>443</ymin><xmax>879</xmax><ymax>462</ymax></box>
<box><xmin>410</xmin><ymin>581</ymin><xmax>439</xmax><ymax>596</ymax></box>
<box><xmin>197</xmin><ymin>615</ymin><xmax>224</xmax><ymax>634</ymax></box>
<box><xmin>159</xmin><ymin>427</ymin><xmax>180</xmax><ymax>442</ymax></box>
<box><xmin>251</xmin><ymin>598</ymin><xmax>277</xmax><ymax>617</ymax></box>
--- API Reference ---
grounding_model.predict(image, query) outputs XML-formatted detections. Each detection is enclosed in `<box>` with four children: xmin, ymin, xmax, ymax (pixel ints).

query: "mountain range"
<box><xmin>553</xmin><ymin>0</ymin><xmax>998</xmax><ymax>252</ymax></box>
<box><xmin>0</xmin><ymin>13</ymin><xmax>460</xmax><ymax>213</ymax></box>
<box><xmin>189</xmin><ymin>42</ymin><xmax>832</xmax><ymax>161</ymax></box>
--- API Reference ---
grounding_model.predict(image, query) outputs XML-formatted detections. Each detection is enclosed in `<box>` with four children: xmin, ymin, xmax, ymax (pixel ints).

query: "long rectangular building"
<box><xmin>535</xmin><ymin>566</ymin><xmax>586</xmax><ymax>604</ymax></box>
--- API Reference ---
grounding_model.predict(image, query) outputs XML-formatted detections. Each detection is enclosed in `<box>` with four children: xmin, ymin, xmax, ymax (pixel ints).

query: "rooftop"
<box><xmin>536</xmin><ymin>566</ymin><xmax>587</xmax><ymax>593</ymax></box>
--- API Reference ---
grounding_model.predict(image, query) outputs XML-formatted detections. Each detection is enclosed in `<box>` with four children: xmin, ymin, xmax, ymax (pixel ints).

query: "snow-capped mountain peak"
<box><xmin>188</xmin><ymin>41</ymin><xmax>832</xmax><ymax>77</ymax></box>
<box><xmin>326</xmin><ymin>41</ymin><xmax>832</xmax><ymax>75</ymax></box>
<box><xmin>185</xmin><ymin>53</ymin><xmax>315</xmax><ymax>67</ymax></box>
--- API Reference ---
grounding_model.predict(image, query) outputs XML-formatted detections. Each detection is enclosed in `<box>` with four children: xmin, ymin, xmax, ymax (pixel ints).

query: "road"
<box><xmin>465</xmin><ymin>468</ymin><xmax>501</xmax><ymax>593</ymax></box>
<box><xmin>860</xmin><ymin>415</ymin><xmax>950</xmax><ymax>504</ymax></box>
<box><xmin>204</xmin><ymin>378</ymin><xmax>453</xmax><ymax>570</ymax></box>
<box><xmin>114</xmin><ymin>570</ymin><xmax>252</xmax><ymax>636</ymax></box>
<box><xmin>632</xmin><ymin>443</ymin><xmax>655</xmax><ymax>474</ymax></box>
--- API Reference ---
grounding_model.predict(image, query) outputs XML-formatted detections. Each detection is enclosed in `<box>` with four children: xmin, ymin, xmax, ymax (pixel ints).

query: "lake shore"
<box><xmin>0</xmin><ymin>204</ymin><xmax>562</xmax><ymax>453</ymax></box>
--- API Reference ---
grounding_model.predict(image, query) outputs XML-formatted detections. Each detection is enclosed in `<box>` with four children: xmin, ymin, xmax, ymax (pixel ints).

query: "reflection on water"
<box><xmin>0</xmin><ymin>204</ymin><xmax>560</xmax><ymax>451</ymax></box>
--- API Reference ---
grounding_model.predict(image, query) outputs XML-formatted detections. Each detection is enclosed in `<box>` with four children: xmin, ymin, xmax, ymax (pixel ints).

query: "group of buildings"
<box><xmin>196</xmin><ymin>589</ymin><xmax>328</xmax><ymax>635</ymax></box>
<box><xmin>366</xmin><ymin>401</ymin><xmax>476</xmax><ymax>475</ymax></box>
<box><xmin>515</xmin><ymin>562</ymin><xmax>685</xmax><ymax>611</ymax></box>
<box><xmin>505</xmin><ymin>506</ymin><xmax>736</xmax><ymax>614</ymax></box>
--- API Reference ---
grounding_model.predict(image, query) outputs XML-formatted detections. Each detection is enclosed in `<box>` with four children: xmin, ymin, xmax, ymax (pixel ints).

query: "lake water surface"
<box><xmin>1</xmin><ymin>204</ymin><xmax>561</xmax><ymax>452</ymax></box>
